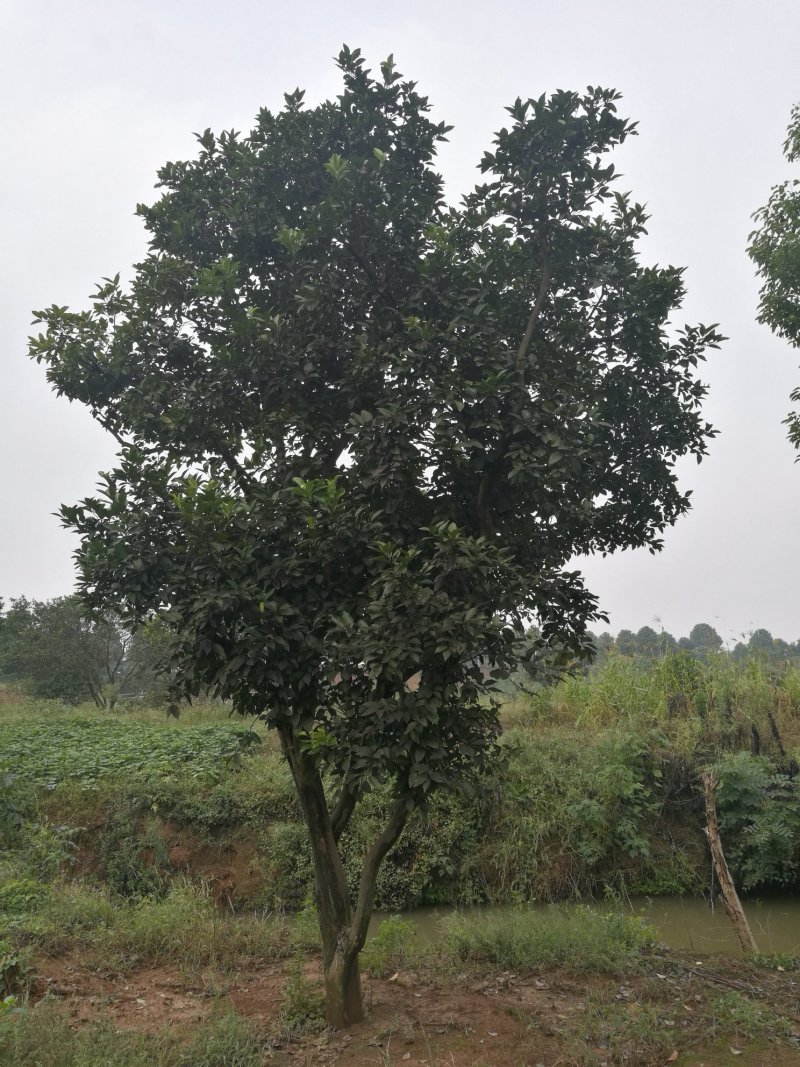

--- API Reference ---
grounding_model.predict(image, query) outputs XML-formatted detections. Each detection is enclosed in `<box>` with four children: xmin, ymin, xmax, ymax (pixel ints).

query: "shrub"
<box><xmin>715</xmin><ymin>751</ymin><xmax>800</xmax><ymax>889</ymax></box>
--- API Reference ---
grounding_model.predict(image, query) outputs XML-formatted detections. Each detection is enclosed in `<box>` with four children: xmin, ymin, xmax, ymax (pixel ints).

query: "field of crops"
<box><xmin>0</xmin><ymin>712</ymin><xmax>262</xmax><ymax>788</ymax></box>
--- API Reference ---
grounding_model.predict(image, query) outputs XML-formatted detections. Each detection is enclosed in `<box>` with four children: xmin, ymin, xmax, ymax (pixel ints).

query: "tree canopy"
<box><xmin>30</xmin><ymin>48</ymin><xmax>722</xmax><ymax>1024</ymax></box>
<box><xmin>749</xmin><ymin>102</ymin><xmax>800</xmax><ymax>453</ymax></box>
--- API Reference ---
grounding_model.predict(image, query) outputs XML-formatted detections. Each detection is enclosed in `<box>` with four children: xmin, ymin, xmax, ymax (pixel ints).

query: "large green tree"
<box><xmin>749</xmin><ymin>103</ymin><xmax>800</xmax><ymax>452</ymax></box>
<box><xmin>30</xmin><ymin>49</ymin><xmax>721</xmax><ymax>1024</ymax></box>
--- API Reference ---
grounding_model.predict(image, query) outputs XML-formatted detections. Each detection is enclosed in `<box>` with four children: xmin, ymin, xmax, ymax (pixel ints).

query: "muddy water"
<box><xmin>635</xmin><ymin>894</ymin><xmax>800</xmax><ymax>954</ymax></box>
<box><xmin>372</xmin><ymin>895</ymin><xmax>800</xmax><ymax>955</ymax></box>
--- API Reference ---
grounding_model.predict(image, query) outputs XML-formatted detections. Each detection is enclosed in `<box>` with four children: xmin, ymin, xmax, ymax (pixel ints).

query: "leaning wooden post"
<box><xmin>702</xmin><ymin>771</ymin><xmax>759</xmax><ymax>954</ymax></box>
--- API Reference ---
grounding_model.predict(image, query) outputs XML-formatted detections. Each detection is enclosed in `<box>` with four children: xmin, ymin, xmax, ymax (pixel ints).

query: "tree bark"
<box><xmin>323</xmin><ymin>940</ymin><xmax>363</xmax><ymax>1027</ymax></box>
<box><xmin>702</xmin><ymin>771</ymin><xmax>759</xmax><ymax>954</ymax></box>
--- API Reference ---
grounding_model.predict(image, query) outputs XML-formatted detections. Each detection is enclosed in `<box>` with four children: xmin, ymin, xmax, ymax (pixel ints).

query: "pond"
<box><xmin>372</xmin><ymin>894</ymin><xmax>800</xmax><ymax>956</ymax></box>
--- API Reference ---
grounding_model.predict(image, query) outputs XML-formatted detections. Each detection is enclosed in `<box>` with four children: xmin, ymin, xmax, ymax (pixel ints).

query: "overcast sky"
<box><xmin>2</xmin><ymin>0</ymin><xmax>799</xmax><ymax>644</ymax></box>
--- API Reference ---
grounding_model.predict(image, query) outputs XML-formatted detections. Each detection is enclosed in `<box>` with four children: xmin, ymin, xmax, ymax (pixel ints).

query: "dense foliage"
<box><xmin>3</xmin><ymin>644</ymin><xmax>800</xmax><ymax>909</ymax></box>
<box><xmin>748</xmin><ymin>102</ymin><xmax>800</xmax><ymax>452</ymax></box>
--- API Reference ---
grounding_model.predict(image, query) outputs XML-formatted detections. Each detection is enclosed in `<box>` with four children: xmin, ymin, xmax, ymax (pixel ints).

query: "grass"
<box><xmin>6</xmin><ymin>880</ymin><xmax>319</xmax><ymax>973</ymax></box>
<box><xmin>2</xmin><ymin>662</ymin><xmax>800</xmax><ymax>1064</ymax></box>
<box><xmin>0</xmin><ymin>999</ymin><xmax>266</xmax><ymax>1067</ymax></box>
<box><xmin>439</xmin><ymin>904</ymin><xmax>654</xmax><ymax>973</ymax></box>
<box><xmin>3</xmin><ymin>650</ymin><xmax>800</xmax><ymax>914</ymax></box>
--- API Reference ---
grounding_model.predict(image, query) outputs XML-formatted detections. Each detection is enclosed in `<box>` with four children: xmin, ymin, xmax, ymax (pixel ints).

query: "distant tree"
<box><xmin>592</xmin><ymin>631</ymin><xmax>615</xmax><ymax>659</ymax></box>
<box><xmin>686</xmin><ymin>622</ymin><xmax>723</xmax><ymax>656</ymax></box>
<box><xmin>30</xmin><ymin>50</ymin><xmax>722</xmax><ymax>1024</ymax></box>
<box><xmin>748</xmin><ymin>103</ymin><xmax>800</xmax><ymax>454</ymax></box>
<box><xmin>772</xmin><ymin>636</ymin><xmax>791</xmax><ymax>660</ymax></box>
<box><xmin>635</xmin><ymin>625</ymin><xmax>663</xmax><ymax>658</ymax></box>
<box><xmin>0</xmin><ymin>596</ymin><xmax>149</xmax><ymax>708</ymax></box>
<box><xmin>594</xmin><ymin>631</ymin><xmax>615</xmax><ymax>652</ymax></box>
<box><xmin>748</xmin><ymin>628</ymin><xmax>775</xmax><ymax>655</ymax></box>
<box><xmin>616</xmin><ymin>629</ymin><xmax>638</xmax><ymax>656</ymax></box>
<box><xmin>126</xmin><ymin>616</ymin><xmax>175</xmax><ymax>707</ymax></box>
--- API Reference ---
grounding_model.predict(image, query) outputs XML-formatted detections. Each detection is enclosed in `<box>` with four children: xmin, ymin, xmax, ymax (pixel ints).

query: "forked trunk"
<box><xmin>277</xmin><ymin>723</ymin><xmax>366</xmax><ymax>1024</ymax></box>
<box><xmin>277</xmin><ymin>722</ymin><xmax>410</xmax><ymax>1028</ymax></box>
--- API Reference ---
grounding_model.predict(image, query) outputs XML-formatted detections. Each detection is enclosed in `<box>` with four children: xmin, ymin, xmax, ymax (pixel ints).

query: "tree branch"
<box><xmin>512</xmin><ymin>259</ymin><xmax>551</xmax><ymax>415</ymax></box>
<box><xmin>276</xmin><ymin>722</ymin><xmax>353</xmax><ymax>964</ymax></box>
<box><xmin>350</xmin><ymin>800</ymin><xmax>410</xmax><ymax>952</ymax></box>
<box><xmin>330</xmin><ymin>784</ymin><xmax>357</xmax><ymax>843</ymax></box>
<box><xmin>218</xmin><ymin>443</ymin><xmax>253</xmax><ymax>493</ymax></box>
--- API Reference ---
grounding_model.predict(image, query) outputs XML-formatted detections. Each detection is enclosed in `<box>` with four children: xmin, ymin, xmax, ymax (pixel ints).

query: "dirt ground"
<box><xmin>29</xmin><ymin>952</ymin><xmax>800</xmax><ymax>1067</ymax></box>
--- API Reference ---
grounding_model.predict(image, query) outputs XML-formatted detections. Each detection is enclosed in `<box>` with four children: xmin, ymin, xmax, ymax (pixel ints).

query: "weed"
<box><xmin>289</xmin><ymin>900</ymin><xmax>323</xmax><ymax>952</ymax></box>
<box><xmin>362</xmin><ymin>914</ymin><xmax>416</xmax><ymax>977</ymax></box>
<box><xmin>574</xmin><ymin>994</ymin><xmax>679</xmax><ymax>1065</ymax></box>
<box><xmin>0</xmin><ymin>878</ymin><xmax>50</xmax><ymax>922</ymax></box>
<box><xmin>275</xmin><ymin>958</ymin><xmax>325</xmax><ymax>1038</ymax></box>
<box><xmin>440</xmin><ymin>904</ymin><xmax>653</xmax><ymax>973</ymax></box>
<box><xmin>0</xmin><ymin>939</ymin><xmax>30</xmax><ymax>998</ymax></box>
<box><xmin>98</xmin><ymin>814</ymin><xmax>166</xmax><ymax>900</ymax></box>
<box><xmin>0</xmin><ymin>997</ymin><xmax>264</xmax><ymax>1066</ymax></box>
<box><xmin>709</xmin><ymin>991</ymin><xmax>788</xmax><ymax>1039</ymax></box>
<box><xmin>25</xmin><ymin>881</ymin><xmax>293</xmax><ymax>971</ymax></box>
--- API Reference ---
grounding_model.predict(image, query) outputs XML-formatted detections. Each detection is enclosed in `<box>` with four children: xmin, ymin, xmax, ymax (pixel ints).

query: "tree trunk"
<box><xmin>702</xmin><ymin>771</ymin><xmax>759</xmax><ymax>954</ymax></box>
<box><xmin>324</xmin><ymin>942</ymin><xmax>363</xmax><ymax>1027</ymax></box>
<box><xmin>276</xmin><ymin>722</ymin><xmax>411</xmax><ymax>1027</ymax></box>
<box><xmin>277</xmin><ymin>724</ymin><xmax>365</xmax><ymax>1026</ymax></box>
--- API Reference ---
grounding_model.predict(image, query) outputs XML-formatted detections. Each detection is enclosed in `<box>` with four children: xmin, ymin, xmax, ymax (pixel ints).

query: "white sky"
<box><xmin>1</xmin><ymin>0</ymin><xmax>799</xmax><ymax>645</ymax></box>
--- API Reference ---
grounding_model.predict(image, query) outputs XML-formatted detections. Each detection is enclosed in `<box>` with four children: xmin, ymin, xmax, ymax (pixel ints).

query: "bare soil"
<box><xmin>28</xmin><ymin>952</ymin><xmax>800</xmax><ymax>1066</ymax></box>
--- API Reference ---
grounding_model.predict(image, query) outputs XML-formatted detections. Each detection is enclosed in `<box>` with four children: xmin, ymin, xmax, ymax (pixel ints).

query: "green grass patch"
<box><xmin>440</xmin><ymin>904</ymin><xmax>654</xmax><ymax>973</ymax></box>
<box><xmin>20</xmin><ymin>881</ymin><xmax>303</xmax><ymax>972</ymax></box>
<box><xmin>0</xmin><ymin>998</ymin><xmax>265</xmax><ymax>1067</ymax></box>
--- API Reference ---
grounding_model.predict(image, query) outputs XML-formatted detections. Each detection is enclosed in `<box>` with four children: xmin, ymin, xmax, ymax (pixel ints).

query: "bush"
<box><xmin>715</xmin><ymin>751</ymin><xmax>800</xmax><ymax>889</ymax></box>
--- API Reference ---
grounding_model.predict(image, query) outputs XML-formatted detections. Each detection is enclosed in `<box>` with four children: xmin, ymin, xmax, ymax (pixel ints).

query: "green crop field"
<box><xmin>0</xmin><ymin>714</ymin><xmax>261</xmax><ymax>789</ymax></box>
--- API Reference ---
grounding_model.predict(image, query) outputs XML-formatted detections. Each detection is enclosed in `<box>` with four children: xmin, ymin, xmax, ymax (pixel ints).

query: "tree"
<box><xmin>634</xmin><ymin>625</ymin><xmax>662</xmax><ymax>659</ymax></box>
<box><xmin>686</xmin><ymin>622</ymin><xmax>724</xmax><ymax>657</ymax></box>
<box><xmin>0</xmin><ymin>596</ymin><xmax>147</xmax><ymax>707</ymax></box>
<box><xmin>30</xmin><ymin>49</ymin><xmax>722</xmax><ymax>1024</ymax></box>
<box><xmin>615</xmin><ymin>629</ymin><xmax>638</xmax><ymax>657</ymax></box>
<box><xmin>748</xmin><ymin>103</ymin><xmax>800</xmax><ymax>453</ymax></box>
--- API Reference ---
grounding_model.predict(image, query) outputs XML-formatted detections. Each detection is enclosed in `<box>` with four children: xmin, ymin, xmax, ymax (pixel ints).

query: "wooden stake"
<box><xmin>702</xmin><ymin>771</ymin><xmax>759</xmax><ymax>954</ymax></box>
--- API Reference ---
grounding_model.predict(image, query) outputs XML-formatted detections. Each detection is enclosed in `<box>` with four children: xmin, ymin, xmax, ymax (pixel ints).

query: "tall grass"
<box><xmin>24</xmin><ymin>881</ymin><xmax>316</xmax><ymax>971</ymax></box>
<box><xmin>520</xmin><ymin>651</ymin><xmax>800</xmax><ymax>758</ymax></box>
<box><xmin>440</xmin><ymin>904</ymin><xmax>653</xmax><ymax>972</ymax></box>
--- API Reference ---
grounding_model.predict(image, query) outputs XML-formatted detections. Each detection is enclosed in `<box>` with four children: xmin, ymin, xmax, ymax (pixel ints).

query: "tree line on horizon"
<box><xmin>2</xmin><ymin>594</ymin><xmax>798</xmax><ymax>710</ymax></box>
<box><xmin>591</xmin><ymin>621</ymin><xmax>800</xmax><ymax>665</ymax></box>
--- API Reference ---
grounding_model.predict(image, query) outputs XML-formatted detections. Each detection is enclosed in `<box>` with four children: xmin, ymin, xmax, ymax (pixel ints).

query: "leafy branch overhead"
<box><xmin>749</xmin><ymin>102</ymin><xmax>800</xmax><ymax>454</ymax></box>
<box><xmin>30</xmin><ymin>46</ymin><xmax>722</xmax><ymax>1025</ymax></box>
